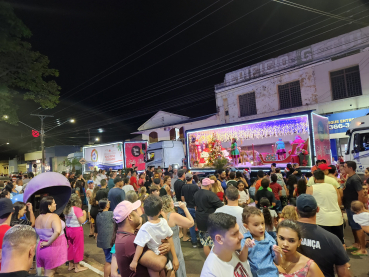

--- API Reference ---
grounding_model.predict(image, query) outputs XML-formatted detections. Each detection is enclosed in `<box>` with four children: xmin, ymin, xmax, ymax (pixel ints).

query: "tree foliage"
<box><xmin>60</xmin><ymin>157</ymin><xmax>81</xmax><ymax>172</ymax></box>
<box><xmin>0</xmin><ymin>2</ymin><xmax>60</xmax><ymax>124</ymax></box>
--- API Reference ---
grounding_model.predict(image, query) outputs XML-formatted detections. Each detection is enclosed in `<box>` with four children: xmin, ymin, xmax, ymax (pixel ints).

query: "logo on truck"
<box><xmin>91</xmin><ymin>149</ymin><xmax>98</xmax><ymax>162</ymax></box>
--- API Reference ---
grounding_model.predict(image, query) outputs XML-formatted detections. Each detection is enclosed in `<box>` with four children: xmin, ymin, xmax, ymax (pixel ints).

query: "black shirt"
<box><xmin>255</xmin><ymin>189</ymin><xmax>277</xmax><ymax>208</ymax></box>
<box><xmin>193</xmin><ymin>189</ymin><xmax>223</xmax><ymax>231</ymax></box>
<box><xmin>159</xmin><ymin>187</ymin><xmax>167</xmax><ymax>197</ymax></box>
<box><xmin>0</xmin><ymin>271</ymin><xmax>42</xmax><ymax>277</ymax></box>
<box><xmin>297</xmin><ymin>222</ymin><xmax>349</xmax><ymax>277</ymax></box>
<box><xmin>96</xmin><ymin>187</ymin><xmax>109</xmax><ymax>203</ymax></box>
<box><xmin>343</xmin><ymin>173</ymin><xmax>362</xmax><ymax>209</ymax></box>
<box><xmin>174</xmin><ymin>179</ymin><xmax>185</xmax><ymax>200</ymax></box>
<box><xmin>181</xmin><ymin>183</ymin><xmax>199</xmax><ymax>208</ymax></box>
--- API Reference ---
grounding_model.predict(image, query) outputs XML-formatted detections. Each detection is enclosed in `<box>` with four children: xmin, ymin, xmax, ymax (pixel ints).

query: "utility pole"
<box><xmin>31</xmin><ymin>114</ymin><xmax>54</xmax><ymax>171</ymax></box>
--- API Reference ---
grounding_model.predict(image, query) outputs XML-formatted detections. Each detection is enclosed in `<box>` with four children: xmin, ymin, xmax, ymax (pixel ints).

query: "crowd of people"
<box><xmin>0</xmin><ymin>159</ymin><xmax>368</xmax><ymax>277</ymax></box>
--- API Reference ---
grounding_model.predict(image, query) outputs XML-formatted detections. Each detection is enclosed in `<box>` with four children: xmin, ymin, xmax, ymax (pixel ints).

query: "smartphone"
<box><xmin>174</xmin><ymin>202</ymin><xmax>186</xmax><ymax>207</ymax></box>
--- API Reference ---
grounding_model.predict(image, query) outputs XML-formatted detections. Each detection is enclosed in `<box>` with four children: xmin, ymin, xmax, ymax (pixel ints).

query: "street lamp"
<box><xmin>70</xmin><ymin>119</ymin><xmax>75</xmax><ymax>123</ymax></box>
<box><xmin>95</xmin><ymin>137</ymin><xmax>100</xmax><ymax>142</ymax></box>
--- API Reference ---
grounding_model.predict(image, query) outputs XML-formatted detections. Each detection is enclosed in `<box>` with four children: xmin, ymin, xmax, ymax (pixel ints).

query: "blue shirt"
<box><xmin>241</xmin><ymin>231</ymin><xmax>278</xmax><ymax>277</ymax></box>
<box><xmin>108</xmin><ymin>188</ymin><xmax>125</xmax><ymax>211</ymax></box>
<box><xmin>219</xmin><ymin>180</ymin><xmax>227</xmax><ymax>191</ymax></box>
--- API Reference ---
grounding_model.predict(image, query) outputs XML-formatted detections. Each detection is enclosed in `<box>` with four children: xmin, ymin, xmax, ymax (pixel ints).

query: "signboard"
<box><xmin>124</xmin><ymin>142</ymin><xmax>147</xmax><ymax>171</ymax></box>
<box><xmin>327</xmin><ymin>108</ymin><xmax>369</xmax><ymax>134</ymax></box>
<box><xmin>79</xmin><ymin>158</ymin><xmax>86</xmax><ymax>165</ymax></box>
<box><xmin>83</xmin><ymin>143</ymin><xmax>123</xmax><ymax>171</ymax></box>
<box><xmin>312</xmin><ymin>113</ymin><xmax>331</xmax><ymax>164</ymax></box>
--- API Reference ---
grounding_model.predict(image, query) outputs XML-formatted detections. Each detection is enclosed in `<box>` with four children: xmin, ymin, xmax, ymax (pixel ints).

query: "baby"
<box><xmin>130</xmin><ymin>195</ymin><xmax>178</xmax><ymax>277</ymax></box>
<box><xmin>351</xmin><ymin>200</ymin><xmax>369</xmax><ymax>233</ymax></box>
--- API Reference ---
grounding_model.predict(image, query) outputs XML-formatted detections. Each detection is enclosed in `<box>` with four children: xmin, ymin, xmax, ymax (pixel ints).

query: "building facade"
<box><xmin>215</xmin><ymin>26</ymin><xmax>369</xmax><ymax>160</ymax></box>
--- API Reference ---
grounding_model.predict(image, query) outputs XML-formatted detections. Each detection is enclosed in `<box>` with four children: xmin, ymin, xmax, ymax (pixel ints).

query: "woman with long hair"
<box><xmin>294</xmin><ymin>178</ymin><xmax>307</xmax><ymax>198</ymax></box>
<box><xmin>35</xmin><ymin>196</ymin><xmax>68</xmax><ymax>277</ymax></box>
<box><xmin>10</xmin><ymin>201</ymin><xmax>35</xmax><ymax>227</ymax></box>
<box><xmin>89</xmin><ymin>186</ymin><xmax>100</xmax><ymax>238</ymax></box>
<box><xmin>209</xmin><ymin>175</ymin><xmax>224</xmax><ymax>202</ymax></box>
<box><xmin>277</xmin><ymin>220</ymin><xmax>324</xmax><ymax>276</ymax></box>
<box><xmin>235</xmin><ymin>171</ymin><xmax>249</xmax><ymax>189</ymax></box>
<box><xmin>64</xmin><ymin>194</ymin><xmax>87</xmax><ymax>272</ymax></box>
<box><xmin>286</xmin><ymin>174</ymin><xmax>298</xmax><ymax>203</ymax></box>
<box><xmin>161</xmin><ymin>195</ymin><xmax>194</xmax><ymax>277</ymax></box>
<box><xmin>96</xmin><ymin>198</ymin><xmax>114</xmax><ymax>277</ymax></box>
<box><xmin>162</xmin><ymin>175</ymin><xmax>172</xmax><ymax>196</ymax></box>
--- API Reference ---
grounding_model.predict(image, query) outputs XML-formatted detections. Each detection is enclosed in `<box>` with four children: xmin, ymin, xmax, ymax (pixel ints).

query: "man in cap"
<box><xmin>0</xmin><ymin>198</ymin><xmax>13</xmax><ymax>271</ymax></box>
<box><xmin>113</xmin><ymin>201</ymin><xmax>170</xmax><ymax>277</ymax></box>
<box><xmin>306</xmin><ymin>164</ymin><xmax>340</xmax><ymax>188</ymax></box>
<box><xmin>0</xmin><ymin>225</ymin><xmax>37</xmax><ymax>276</ymax></box>
<box><xmin>296</xmin><ymin>194</ymin><xmax>350</xmax><ymax>277</ymax></box>
<box><xmin>180</xmin><ymin>172</ymin><xmax>199</xmax><ymax>247</ymax></box>
<box><xmin>194</xmin><ymin>178</ymin><xmax>223</xmax><ymax>256</ymax></box>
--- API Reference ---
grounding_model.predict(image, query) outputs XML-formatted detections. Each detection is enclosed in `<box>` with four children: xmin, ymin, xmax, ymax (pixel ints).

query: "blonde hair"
<box><xmin>64</xmin><ymin>193</ymin><xmax>82</xmax><ymax>215</ymax></box>
<box><xmin>138</xmin><ymin>187</ymin><xmax>148</xmax><ymax>202</ymax></box>
<box><xmin>351</xmin><ymin>200</ymin><xmax>364</xmax><ymax>214</ymax></box>
<box><xmin>209</xmin><ymin>176</ymin><xmax>221</xmax><ymax>193</ymax></box>
<box><xmin>126</xmin><ymin>191</ymin><xmax>138</xmax><ymax>203</ymax></box>
<box><xmin>161</xmin><ymin>195</ymin><xmax>174</xmax><ymax>213</ymax></box>
<box><xmin>280</xmin><ymin>205</ymin><xmax>298</xmax><ymax>221</ymax></box>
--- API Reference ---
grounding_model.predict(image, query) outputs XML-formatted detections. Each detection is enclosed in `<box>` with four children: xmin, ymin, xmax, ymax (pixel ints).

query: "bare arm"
<box><xmin>173</xmin><ymin>206</ymin><xmax>194</xmax><ymax>228</ymax></box>
<box><xmin>27</xmin><ymin>203</ymin><xmax>35</xmax><ymax>227</ymax></box>
<box><xmin>335</xmin><ymin>264</ymin><xmax>352</xmax><ymax>277</ymax></box>
<box><xmin>306</xmin><ymin>186</ymin><xmax>313</xmax><ymax>195</ymax></box>
<box><xmin>358</xmin><ymin>190</ymin><xmax>366</xmax><ymax>205</ymax></box>
<box><xmin>239</xmin><ymin>244</ymin><xmax>249</xmax><ymax>262</ymax></box>
<box><xmin>77</xmin><ymin>210</ymin><xmax>87</xmax><ymax>224</ymax></box>
<box><xmin>181</xmin><ymin>196</ymin><xmax>185</xmax><ymax>202</ymax></box>
<box><xmin>130</xmin><ymin>245</ymin><xmax>144</xmax><ymax>272</ymax></box>
<box><xmin>167</xmin><ymin>236</ymin><xmax>179</xmax><ymax>271</ymax></box>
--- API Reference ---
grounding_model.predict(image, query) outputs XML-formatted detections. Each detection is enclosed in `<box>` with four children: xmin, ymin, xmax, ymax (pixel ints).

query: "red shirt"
<box><xmin>115</xmin><ymin>231</ymin><xmax>150</xmax><ymax>277</ymax></box>
<box><xmin>0</xmin><ymin>225</ymin><xmax>11</xmax><ymax>270</ymax></box>
<box><xmin>269</xmin><ymin>182</ymin><xmax>282</xmax><ymax>200</ymax></box>
<box><xmin>130</xmin><ymin>176</ymin><xmax>137</xmax><ymax>190</ymax></box>
<box><xmin>216</xmin><ymin>191</ymin><xmax>224</xmax><ymax>202</ymax></box>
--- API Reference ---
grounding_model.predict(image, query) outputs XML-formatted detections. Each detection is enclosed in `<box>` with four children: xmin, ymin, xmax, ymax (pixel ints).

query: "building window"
<box><xmin>149</xmin><ymin>132</ymin><xmax>158</xmax><ymax>143</ymax></box>
<box><xmin>278</xmin><ymin>80</ymin><xmax>302</xmax><ymax>110</ymax></box>
<box><xmin>169</xmin><ymin>128</ymin><xmax>176</xmax><ymax>141</ymax></box>
<box><xmin>330</xmin><ymin>65</ymin><xmax>362</xmax><ymax>100</ymax></box>
<box><xmin>239</xmin><ymin>92</ymin><xmax>257</xmax><ymax>117</ymax></box>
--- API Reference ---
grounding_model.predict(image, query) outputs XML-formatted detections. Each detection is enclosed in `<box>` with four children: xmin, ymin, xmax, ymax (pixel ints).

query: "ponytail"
<box><xmin>260</xmin><ymin>197</ymin><xmax>273</xmax><ymax>231</ymax></box>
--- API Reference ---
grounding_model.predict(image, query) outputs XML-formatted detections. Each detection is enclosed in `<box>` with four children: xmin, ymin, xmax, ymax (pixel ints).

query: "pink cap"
<box><xmin>113</xmin><ymin>200</ymin><xmax>141</xmax><ymax>223</ymax></box>
<box><xmin>202</xmin><ymin>178</ymin><xmax>215</xmax><ymax>186</ymax></box>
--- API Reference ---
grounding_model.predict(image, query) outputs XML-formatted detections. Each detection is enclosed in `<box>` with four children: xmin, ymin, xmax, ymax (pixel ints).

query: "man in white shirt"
<box><xmin>122</xmin><ymin>177</ymin><xmax>135</xmax><ymax>194</ymax></box>
<box><xmin>215</xmin><ymin>186</ymin><xmax>247</xmax><ymax>235</ymax></box>
<box><xmin>200</xmin><ymin>213</ymin><xmax>252</xmax><ymax>277</ymax></box>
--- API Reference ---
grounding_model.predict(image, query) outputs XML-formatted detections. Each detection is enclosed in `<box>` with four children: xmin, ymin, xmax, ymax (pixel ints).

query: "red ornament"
<box><xmin>32</xmin><ymin>130</ymin><xmax>40</xmax><ymax>138</ymax></box>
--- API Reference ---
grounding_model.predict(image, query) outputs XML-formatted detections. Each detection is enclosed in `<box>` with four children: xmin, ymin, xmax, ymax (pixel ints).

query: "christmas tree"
<box><xmin>206</xmin><ymin>133</ymin><xmax>224</xmax><ymax>166</ymax></box>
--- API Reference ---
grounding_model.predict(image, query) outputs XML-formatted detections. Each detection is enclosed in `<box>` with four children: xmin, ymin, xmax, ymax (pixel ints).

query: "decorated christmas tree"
<box><xmin>206</xmin><ymin>133</ymin><xmax>224</xmax><ymax>166</ymax></box>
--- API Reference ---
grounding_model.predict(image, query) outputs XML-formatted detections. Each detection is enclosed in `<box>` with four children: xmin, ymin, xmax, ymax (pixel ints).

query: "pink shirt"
<box><xmin>65</xmin><ymin>206</ymin><xmax>83</xmax><ymax>227</ymax></box>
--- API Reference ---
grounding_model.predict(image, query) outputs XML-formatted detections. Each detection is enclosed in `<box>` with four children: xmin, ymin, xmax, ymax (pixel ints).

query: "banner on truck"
<box><xmin>312</xmin><ymin>113</ymin><xmax>331</xmax><ymax>164</ymax></box>
<box><xmin>84</xmin><ymin>143</ymin><xmax>123</xmax><ymax>171</ymax></box>
<box><xmin>124</xmin><ymin>142</ymin><xmax>147</xmax><ymax>171</ymax></box>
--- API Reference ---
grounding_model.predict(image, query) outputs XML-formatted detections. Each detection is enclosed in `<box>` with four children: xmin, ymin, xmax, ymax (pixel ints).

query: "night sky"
<box><xmin>1</xmin><ymin>0</ymin><xmax>369</xmax><ymax>159</ymax></box>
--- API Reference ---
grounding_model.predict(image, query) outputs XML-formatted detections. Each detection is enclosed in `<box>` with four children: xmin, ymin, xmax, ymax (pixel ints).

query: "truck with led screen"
<box><xmin>186</xmin><ymin>111</ymin><xmax>331</xmax><ymax>169</ymax></box>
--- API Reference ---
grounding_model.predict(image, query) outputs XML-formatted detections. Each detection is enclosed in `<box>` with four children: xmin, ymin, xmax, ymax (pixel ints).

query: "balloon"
<box><xmin>11</xmin><ymin>193</ymin><xmax>23</xmax><ymax>204</ymax></box>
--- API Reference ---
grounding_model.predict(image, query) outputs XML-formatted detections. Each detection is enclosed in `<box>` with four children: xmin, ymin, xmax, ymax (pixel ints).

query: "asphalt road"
<box><xmin>33</xmin><ymin>219</ymin><xmax>369</xmax><ymax>277</ymax></box>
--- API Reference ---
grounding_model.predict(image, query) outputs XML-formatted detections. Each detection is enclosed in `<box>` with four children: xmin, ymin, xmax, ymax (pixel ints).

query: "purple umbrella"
<box><xmin>23</xmin><ymin>172</ymin><xmax>71</xmax><ymax>215</ymax></box>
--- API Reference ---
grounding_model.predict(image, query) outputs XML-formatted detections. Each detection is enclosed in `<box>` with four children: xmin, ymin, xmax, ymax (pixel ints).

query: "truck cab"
<box><xmin>345</xmin><ymin>115</ymin><xmax>369</xmax><ymax>174</ymax></box>
<box><xmin>145</xmin><ymin>141</ymin><xmax>185</xmax><ymax>169</ymax></box>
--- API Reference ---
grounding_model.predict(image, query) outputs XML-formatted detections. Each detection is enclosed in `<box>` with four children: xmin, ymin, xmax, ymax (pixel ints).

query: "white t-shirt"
<box><xmin>353</xmin><ymin>212</ymin><xmax>369</xmax><ymax>226</ymax></box>
<box><xmin>215</xmin><ymin>205</ymin><xmax>247</xmax><ymax>235</ymax></box>
<box><xmin>238</xmin><ymin>190</ymin><xmax>249</xmax><ymax>205</ymax></box>
<box><xmin>134</xmin><ymin>218</ymin><xmax>173</xmax><ymax>255</ymax></box>
<box><xmin>200</xmin><ymin>249</ymin><xmax>252</xmax><ymax>277</ymax></box>
<box><xmin>122</xmin><ymin>185</ymin><xmax>135</xmax><ymax>194</ymax></box>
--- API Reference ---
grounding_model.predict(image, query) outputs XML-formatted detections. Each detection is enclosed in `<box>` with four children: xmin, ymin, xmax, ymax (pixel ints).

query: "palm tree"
<box><xmin>60</xmin><ymin>158</ymin><xmax>81</xmax><ymax>172</ymax></box>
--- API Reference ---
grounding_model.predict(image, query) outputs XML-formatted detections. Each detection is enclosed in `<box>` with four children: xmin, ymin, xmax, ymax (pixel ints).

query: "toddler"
<box><xmin>351</xmin><ymin>200</ymin><xmax>369</xmax><ymax>233</ymax></box>
<box><xmin>278</xmin><ymin>205</ymin><xmax>298</xmax><ymax>223</ymax></box>
<box><xmin>238</xmin><ymin>181</ymin><xmax>250</xmax><ymax>207</ymax></box>
<box><xmin>239</xmin><ymin>206</ymin><xmax>282</xmax><ymax>277</ymax></box>
<box><xmin>130</xmin><ymin>195</ymin><xmax>178</xmax><ymax>277</ymax></box>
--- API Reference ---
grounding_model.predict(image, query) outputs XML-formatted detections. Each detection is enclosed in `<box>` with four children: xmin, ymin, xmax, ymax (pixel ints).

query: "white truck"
<box><xmin>145</xmin><ymin>141</ymin><xmax>185</xmax><ymax>169</ymax></box>
<box><xmin>345</xmin><ymin>114</ymin><xmax>369</xmax><ymax>175</ymax></box>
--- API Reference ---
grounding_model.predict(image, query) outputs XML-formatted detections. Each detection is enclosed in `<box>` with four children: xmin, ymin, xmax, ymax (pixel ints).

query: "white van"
<box><xmin>145</xmin><ymin>141</ymin><xmax>185</xmax><ymax>169</ymax></box>
<box><xmin>345</xmin><ymin>115</ymin><xmax>369</xmax><ymax>175</ymax></box>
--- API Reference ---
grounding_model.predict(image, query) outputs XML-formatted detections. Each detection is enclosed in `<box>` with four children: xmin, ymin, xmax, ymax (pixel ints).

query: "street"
<box><xmin>32</xmin><ymin>217</ymin><xmax>369</xmax><ymax>277</ymax></box>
